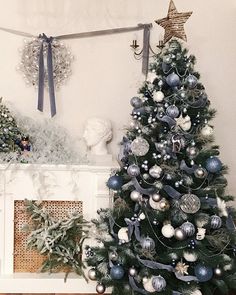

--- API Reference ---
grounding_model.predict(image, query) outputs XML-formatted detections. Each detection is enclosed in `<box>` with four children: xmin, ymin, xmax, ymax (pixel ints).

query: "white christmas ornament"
<box><xmin>196</xmin><ymin>227</ymin><xmax>206</xmax><ymax>240</ymax></box>
<box><xmin>139</xmin><ymin>212</ymin><xmax>146</xmax><ymax>220</ymax></box>
<box><xmin>201</xmin><ymin>125</ymin><xmax>213</xmax><ymax>137</ymax></box>
<box><xmin>190</xmin><ymin>289</ymin><xmax>203</xmax><ymax>295</ymax></box>
<box><xmin>149</xmin><ymin>197</ymin><xmax>161</xmax><ymax>210</ymax></box>
<box><xmin>183</xmin><ymin>251</ymin><xmax>198</xmax><ymax>262</ymax></box>
<box><xmin>147</xmin><ymin>71</ymin><xmax>157</xmax><ymax>83</ymax></box>
<box><xmin>118</xmin><ymin>227</ymin><xmax>129</xmax><ymax>243</ymax></box>
<box><xmin>161</xmin><ymin>223</ymin><xmax>175</xmax><ymax>238</ymax></box>
<box><xmin>142</xmin><ymin>277</ymin><xmax>156</xmax><ymax>293</ymax></box>
<box><xmin>149</xmin><ymin>165</ymin><xmax>162</xmax><ymax>178</ymax></box>
<box><xmin>153</xmin><ymin>91</ymin><xmax>165</xmax><ymax>102</ymax></box>
<box><xmin>175</xmin><ymin>114</ymin><xmax>191</xmax><ymax>131</ymax></box>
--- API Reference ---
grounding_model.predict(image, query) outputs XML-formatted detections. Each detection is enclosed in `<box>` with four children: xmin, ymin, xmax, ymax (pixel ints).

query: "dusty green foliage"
<box><xmin>23</xmin><ymin>199</ymin><xmax>89</xmax><ymax>280</ymax></box>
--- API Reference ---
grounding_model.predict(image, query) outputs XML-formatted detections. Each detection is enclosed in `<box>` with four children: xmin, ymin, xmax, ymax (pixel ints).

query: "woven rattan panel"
<box><xmin>14</xmin><ymin>200</ymin><xmax>83</xmax><ymax>273</ymax></box>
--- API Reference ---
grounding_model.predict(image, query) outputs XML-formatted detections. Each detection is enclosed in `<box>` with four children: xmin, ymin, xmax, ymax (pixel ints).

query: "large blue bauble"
<box><xmin>130</xmin><ymin>97</ymin><xmax>143</xmax><ymax>108</ymax></box>
<box><xmin>110</xmin><ymin>265</ymin><xmax>125</xmax><ymax>280</ymax></box>
<box><xmin>205</xmin><ymin>157</ymin><xmax>222</xmax><ymax>173</ymax></box>
<box><xmin>166</xmin><ymin>73</ymin><xmax>181</xmax><ymax>87</ymax></box>
<box><xmin>186</xmin><ymin>75</ymin><xmax>198</xmax><ymax>89</ymax></box>
<box><xmin>107</xmin><ymin>175</ymin><xmax>123</xmax><ymax>190</ymax></box>
<box><xmin>194</xmin><ymin>264</ymin><xmax>213</xmax><ymax>282</ymax></box>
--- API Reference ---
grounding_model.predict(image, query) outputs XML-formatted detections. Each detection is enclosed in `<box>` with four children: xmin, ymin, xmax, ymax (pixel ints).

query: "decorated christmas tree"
<box><xmin>0</xmin><ymin>97</ymin><xmax>23</xmax><ymax>153</ymax></box>
<box><xmin>86</xmin><ymin>2</ymin><xmax>236</xmax><ymax>295</ymax></box>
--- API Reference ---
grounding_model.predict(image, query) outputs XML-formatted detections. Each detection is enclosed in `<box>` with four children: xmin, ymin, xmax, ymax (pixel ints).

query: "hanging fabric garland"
<box><xmin>0</xmin><ymin>23</ymin><xmax>152</xmax><ymax>117</ymax></box>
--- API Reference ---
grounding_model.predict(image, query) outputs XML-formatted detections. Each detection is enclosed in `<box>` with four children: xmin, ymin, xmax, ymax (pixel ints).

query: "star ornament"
<box><xmin>175</xmin><ymin>261</ymin><xmax>189</xmax><ymax>275</ymax></box>
<box><xmin>155</xmin><ymin>0</ymin><xmax>192</xmax><ymax>44</ymax></box>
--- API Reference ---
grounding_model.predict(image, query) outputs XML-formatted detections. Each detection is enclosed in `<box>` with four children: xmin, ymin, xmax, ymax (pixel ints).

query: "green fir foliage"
<box><xmin>86</xmin><ymin>40</ymin><xmax>236</xmax><ymax>295</ymax></box>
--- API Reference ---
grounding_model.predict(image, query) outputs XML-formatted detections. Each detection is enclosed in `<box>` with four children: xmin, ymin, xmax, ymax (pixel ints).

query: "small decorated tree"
<box><xmin>85</xmin><ymin>37</ymin><xmax>236</xmax><ymax>295</ymax></box>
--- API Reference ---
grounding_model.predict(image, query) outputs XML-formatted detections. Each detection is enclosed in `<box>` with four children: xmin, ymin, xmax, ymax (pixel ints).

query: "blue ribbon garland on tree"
<box><xmin>38</xmin><ymin>33</ymin><xmax>56</xmax><ymax>117</ymax></box>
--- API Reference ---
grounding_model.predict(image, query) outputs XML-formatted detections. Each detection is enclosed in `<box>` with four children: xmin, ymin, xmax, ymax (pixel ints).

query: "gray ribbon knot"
<box><xmin>38</xmin><ymin>33</ymin><xmax>56</xmax><ymax>117</ymax></box>
<box><xmin>125</xmin><ymin>217</ymin><xmax>141</xmax><ymax>241</ymax></box>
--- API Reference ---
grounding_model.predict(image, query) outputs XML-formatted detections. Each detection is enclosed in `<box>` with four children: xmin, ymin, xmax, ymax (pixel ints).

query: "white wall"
<box><xmin>0</xmin><ymin>0</ymin><xmax>235</xmax><ymax>194</ymax></box>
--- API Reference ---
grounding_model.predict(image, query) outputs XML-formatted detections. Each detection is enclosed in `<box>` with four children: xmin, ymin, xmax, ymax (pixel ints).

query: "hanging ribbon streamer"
<box><xmin>142</xmin><ymin>24</ymin><xmax>152</xmax><ymax>78</ymax></box>
<box><xmin>125</xmin><ymin>218</ymin><xmax>141</xmax><ymax>241</ymax></box>
<box><xmin>38</xmin><ymin>34</ymin><xmax>56</xmax><ymax>117</ymax></box>
<box><xmin>156</xmin><ymin>113</ymin><xmax>176</xmax><ymax>128</ymax></box>
<box><xmin>129</xmin><ymin>275</ymin><xmax>148</xmax><ymax>295</ymax></box>
<box><xmin>132</xmin><ymin>177</ymin><xmax>156</xmax><ymax>195</ymax></box>
<box><xmin>180</xmin><ymin>160</ymin><xmax>198</xmax><ymax>174</ymax></box>
<box><xmin>163</xmin><ymin>185</ymin><xmax>182</xmax><ymax>199</ymax></box>
<box><xmin>137</xmin><ymin>256</ymin><xmax>198</xmax><ymax>282</ymax></box>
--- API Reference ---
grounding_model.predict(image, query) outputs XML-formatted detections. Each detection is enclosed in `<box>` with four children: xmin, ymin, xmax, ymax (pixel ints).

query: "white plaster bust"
<box><xmin>83</xmin><ymin>117</ymin><xmax>112</xmax><ymax>156</ymax></box>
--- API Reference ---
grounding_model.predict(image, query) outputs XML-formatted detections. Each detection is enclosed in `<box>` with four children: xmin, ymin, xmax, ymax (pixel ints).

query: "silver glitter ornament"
<box><xmin>210</xmin><ymin>215</ymin><xmax>222</xmax><ymax>229</ymax></box>
<box><xmin>180</xmin><ymin>193</ymin><xmax>201</xmax><ymax>214</ymax></box>
<box><xmin>129</xmin><ymin>266</ymin><xmax>137</xmax><ymax>277</ymax></box>
<box><xmin>174</xmin><ymin>228</ymin><xmax>186</xmax><ymax>240</ymax></box>
<box><xmin>140</xmin><ymin>236</ymin><xmax>155</xmax><ymax>251</ymax></box>
<box><xmin>127</xmin><ymin>164</ymin><xmax>140</xmax><ymax>177</ymax></box>
<box><xmin>131</xmin><ymin>137</ymin><xmax>150</xmax><ymax>156</ymax></box>
<box><xmin>153</xmin><ymin>91</ymin><xmax>165</xmax><ymax>102</ymax></box>
<box><xmin>152</xmin><ymin>275</ymin><xmax>166</xmax><ymax>292</ymax></box>
<box><xmin>186</xmin><ymin>75</ymin><xmax>198</xmax><ymax>89</ymax></box>
<box><xmin>181</xmin><ymin>221</ymin><xmax>195</xmax><ymax>237</ymax></box>
<box><xmin>18</xmin><ymin>37</ymin><xmax>73</xmax><ymax>90</ymax></box>
<box><xmin>149</xmin><ymin>165</ymin><xmax>162</xmax><ymax>178</ymax></box>
<box><xmin>96</xmin><ymin>283</ymin><xmax>106</xmax><ymax>294</ymax></box>
<box><xmin>166</xmin><ymin>73</ymin><xmax>181</xmax><ymax>87</ymax></box>
<box><xmin>131</xmin><ymin>97</ymin><xmax>143</xmax><ymax>108</ymax></box>
<box><xmin>151</xmin><ymin>193</ymin><xmax>162</xmax><ymax>202</ymax></box>
<box><xmin>88</xmin><ymin>268</ymin><xmax>97</xmax><ymax>280</ymax></box>
<box><xmin>166</xmin><ymin>105</ymin><xmax>180</xmax><ymax>118</ymax></box>
<box><xmin>194</xmin><ymin>166</ymin><xmax>207</xmax><ymax>179</ymax></box>
<box><xmin>130</xmin><ymin>190</ymin><xmax>142</xmax><ymax>202</ymax></box>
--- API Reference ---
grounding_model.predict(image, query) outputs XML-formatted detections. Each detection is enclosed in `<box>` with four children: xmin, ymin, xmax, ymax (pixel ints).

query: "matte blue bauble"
<box><xmin>205</xmin><ymin>157</ymin><xmax>222</xmax><ymax>173</ymax></box>
<box><xmin>194</xmin><ymin>264</ymin><xmax>213</xmax><ymax>282</ymax></box>
<box><xmin>166</xmin><ymin>73</ymin><xmax>180</xmax><ymax>87</ymax></box>
<box><xmin>107</xmin><ymin>175</ymin><xmax>123</xmax><ymax>190</ymax></box>
<box><xmin>110</xmin><ymin>265</ymin><xmax>125</xmax><ymax>280</ymax></box>
<box><xmin>130</xmin><ymin>97</ymin><xmax>143</xmax><ymax>108</ymax></box>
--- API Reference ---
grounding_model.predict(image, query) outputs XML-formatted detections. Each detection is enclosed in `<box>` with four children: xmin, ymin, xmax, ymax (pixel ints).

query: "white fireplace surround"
<box><xmin>0</xmin><ymin>163</ymin><xmax>116</xmax><ymax>293</ymax></box>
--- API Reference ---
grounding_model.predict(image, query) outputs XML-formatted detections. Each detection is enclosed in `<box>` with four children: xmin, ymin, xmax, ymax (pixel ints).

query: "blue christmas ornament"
<box><xmin>194</xmin><ymin>264</ymin><xmax>213</xmax><ymax>282</ymax></box>
<box><xmin>205</xmin><ymin>157</ymin><xmax>222</xmax><ymax>173</ymax></box>
<box><xmin>107</xmin><ymin>175</ymin><xmax>123</xmax><ymax>190</ymax></box>
<box><xmin>130</xmin><ymin>97</ymin><xmax>143</xmax><ymax>108</ymax></box>
<box><xmin>166</xmin><ymin>73</ymin><xmax>181</xmax><ymax>87</ymax></box>
<box><xmin>110</xmin><ymin>265</ymin><xmax>125</xmax><ymax>280</ymax></box>
<box><xmin>186</xmin><ymin>75</ymin><xmax>198</xmax><ymax>89</ymax></box>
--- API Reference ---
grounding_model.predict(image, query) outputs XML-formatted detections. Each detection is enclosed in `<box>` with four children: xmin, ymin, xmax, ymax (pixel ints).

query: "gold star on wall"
<box><xmin>155</xmin><ymin>0</ymin><xmax>192</xmax><ymax>44</ymax></box>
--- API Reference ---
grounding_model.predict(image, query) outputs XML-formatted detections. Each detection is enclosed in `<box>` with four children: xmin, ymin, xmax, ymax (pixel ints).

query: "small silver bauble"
<box><xmin>166</xmin><ymin>105</ymin><xmax>180</xmax><ymax>118</ymax></box>
<box><xmin>127</xmin><ymin>164</ymin><xmax>140</xmax><ymax>177</ymax></box>
<box><xmin>142</xmin><ymin>276</ymin><xmax>156</xmax><ymax>292</ymax></box>
<box><xmin>214</xmin><ymin>267</ymin><xmax>223</xmax><ymax>277</ymax></box>
<box><xmin>186</xmin><ymin>75</ymin><xmax>198</xmax><ymax>89</ymax></box>
<box><xmin>118</xmin><ymin>227</ymin><xmax>129</xmax><ymax>242</ymax></box>
<box><xmin>131</xmin><ymin>137</ymin><xmax>150</xmax><ymax>156</ymax></box>
<box><xmin>201</xmin><ymin>125</ymin><xmax>213</xmax><ymax>137</ymax></box>
<box><xmin>88</xmin><ymin>268</ymin><xmax>97</xmax><ymax>280</ymax></box>
<box><xmin>194</xmin><ymin>166</ymin><xmax>207</xmax><ymax>179</ymax></box>
<box><xmin>130</xmin><ymin>96</ymin><xmax>143</xmax><ymax>108</ymax></box>
<box><xmin>186</xmin><ymin>146</ymin><xmax>199</xmax><ymax>158</ymax></box>
<box><xmin>153</xmin><ymin>91</ymin><xmax>164</xmax><ymax>102</ymax></box>
<box><xmin>130</xmin><ymin>190</ymin><xmax>142</xmax><ymax>202</ymax></box>
<box><xmin>109</xmin><ymin>251</ymin><xmax>118</xmax><ymax>262</ymax></box>
<box><xmin>149</xmin><ymin>165</ymin><xmax>162</xmax><ymax>178</ymax></box>
<box><xmin>183</xmin><ymin>251</ymin><xmax>198</xmax><ymax>262</ymax></box>
<box><xmin>180</xmin><ymin>193</ymin><xmax>201</xmax><ymax>214</ymax></box>
<box><xmin>159</xmin><ymin>198</ymin><xmax>170</xmax><ymax>211</ymax></box>
<box><xmin>174</xmin><ymin>228</ymin><xmax>186</xmax><ymax>240</ymax></box>
<box><xmin>151</xmin><ymin>193</ymin><xmax>162</xmax><ymax>202</ymax></box>
<box><xmin>140</xmin><ymin>236</ymin><xmax>155</xmax><ymax>251</ymax></box>
<box><xmin>154</xmin><ymin>181</ymin><xmax>164</xmax><ymax>190</ymax></box>
<box><xmin>181</xmin><ymin>221</ymin><xmax>195</xmax><ymax>237</ymax></box>
<box><xmin>152</xmin><ymin>275</ymin><xmax>166</xmax><ymax>292</ymax></box>
<box><xmin>129</xmin><ymin>266</ymin><xmax>137</xmax><ymax>277</ymax></box>
<box><xmin>96</xmin><ymin>283</ymin><xmax>106</xmax><ymax>294</ymax></box>
<box><xmin>210</xmin><ymin>215</ymin><xmax>222</xmax><ymax>229</ymax></box>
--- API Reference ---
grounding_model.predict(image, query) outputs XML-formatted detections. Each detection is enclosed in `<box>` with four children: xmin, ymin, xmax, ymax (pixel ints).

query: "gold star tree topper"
<box><xmin>155</xmin><ymin>0</ymin><xmax>192</xmax><ymax>44</ymax></box>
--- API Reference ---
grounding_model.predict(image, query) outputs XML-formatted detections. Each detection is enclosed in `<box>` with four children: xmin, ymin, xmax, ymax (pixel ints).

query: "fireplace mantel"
<box><xmin>0</xmin><ymin>163</ymin><xmax>116</xmax><ymax>293</ymax></box>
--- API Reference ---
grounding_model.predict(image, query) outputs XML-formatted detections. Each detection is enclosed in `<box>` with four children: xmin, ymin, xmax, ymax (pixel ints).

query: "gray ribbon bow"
<box><xmin>125</xmin><ymin>218</ymin><xmax>141</xmax><ymax>241</ymax></box>
<box><xmin>38</xmin><ymin>33</ymin><xmax>56</xmax><ymax>117</ymax></box>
